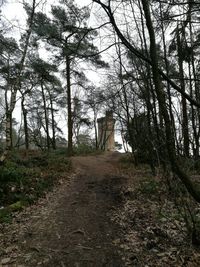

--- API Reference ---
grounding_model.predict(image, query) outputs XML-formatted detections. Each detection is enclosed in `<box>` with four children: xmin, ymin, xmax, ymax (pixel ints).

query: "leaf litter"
<box><xmin>110</xmin><ymin>166</ymin><xmax>200</xmax><ymax>267</ymax></box>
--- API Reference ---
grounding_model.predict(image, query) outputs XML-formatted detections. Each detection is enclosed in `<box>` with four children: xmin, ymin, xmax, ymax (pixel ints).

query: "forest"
<box><xmin>1</xmin><ymin>0</ymin><xmax>200</xmax><ymax>265</ymax></box>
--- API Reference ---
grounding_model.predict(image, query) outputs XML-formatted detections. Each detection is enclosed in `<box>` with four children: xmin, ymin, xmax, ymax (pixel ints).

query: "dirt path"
<box><xmin>2</xmin><ymin>152</ymin><xmax>200</xmax><ymax>267</ymax></box>
<box><xmin>0</xmin><ymin>152</ymin><xmax>127</xmax><ymax>267</ymax></box>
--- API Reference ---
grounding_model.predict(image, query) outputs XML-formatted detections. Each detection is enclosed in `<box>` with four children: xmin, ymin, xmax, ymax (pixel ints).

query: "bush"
<box><xmin>0</xmin><ymin>150</ymin><xmax>71</xmax><ymax>222</ymax></box>
<box><xmin>73</xmin><ymin>144</ymin><xmax>97</xmax><ymax>155</ymax></box>
<box><xmin>0</xmin><ymin>161</ymin><xmax>25</xmax><ymax>184</ymax></box>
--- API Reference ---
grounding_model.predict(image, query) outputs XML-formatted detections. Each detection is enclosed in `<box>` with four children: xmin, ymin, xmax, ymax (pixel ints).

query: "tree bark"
<box><xmin>177</xmin><ymin>28</ymin><xmax>190</xmax><ymax>157</ymax></box>
<box><xmin>5</xmin><ymin>110</ymin><xmax>12</xmax><ymax>150</ymax></box>
<box><xmin>66</xmin><ymin>55</ymin><xmax>73</xmax><ymax>155</ymax></box>
<box><xmin>41</xmin><ymin>81</ymin><xmax>50</xmax><ymax>150</ymax></box>
<box><xmin>93</xmin><ymin>110</ymin><xmax>98</xmax><ymax>149</ymax></box>
<box><xmin>21</xmin><ymin>94</ymin><xmax>29</xmax><ymax>150</ymax></box>
<box><xmin>50</xmin><ymin>96</ymin><xmax>56</xmax><ymax>150</ymax></box>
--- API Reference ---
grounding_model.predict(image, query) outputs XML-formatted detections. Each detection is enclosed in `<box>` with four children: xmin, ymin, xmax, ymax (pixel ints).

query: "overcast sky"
<box><xmin>1</xmin><ymin>0</ymin><xmax>124</xmax><ymax>150</ymax></box>
<box><xmin>2</xmin><ymin>0</ymin><xmax>93</xmax><ymax>36</ymax></box>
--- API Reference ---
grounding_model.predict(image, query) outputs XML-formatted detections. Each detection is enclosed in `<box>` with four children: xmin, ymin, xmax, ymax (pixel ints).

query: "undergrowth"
<box><xmin>0</xmin><ymin>149</ymin><xmax>71</xmax><ymax>223</ymax></box>
<box><xmin>73</xmin><ymin>144</ymin><xmax>102</xmax><ymax>156</ymax></box>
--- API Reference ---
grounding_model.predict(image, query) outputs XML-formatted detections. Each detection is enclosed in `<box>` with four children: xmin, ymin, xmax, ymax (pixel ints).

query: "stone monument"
<box><xmin>97</xmin><ymin>111</ymin><xmax>115</xmax><ymax>151</ymax></box>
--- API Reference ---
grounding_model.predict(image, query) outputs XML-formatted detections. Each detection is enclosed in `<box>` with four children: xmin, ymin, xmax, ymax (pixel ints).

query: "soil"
<box><xmin>0</xmin><ymin>152</ymin><xmax>127</xmax><ymax>267</ymax></box>
<box><xmin>1</xmin><ymin>151</ymin><xmax>200</xmax><ymax>267</ymax></box>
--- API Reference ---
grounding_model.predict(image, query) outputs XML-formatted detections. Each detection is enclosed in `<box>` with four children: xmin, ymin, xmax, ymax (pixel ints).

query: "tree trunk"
<box><xmin>177</xmin><ymin>29</ymin><xmax>190</xmax><ymax>157</ymax></box>
<box><xmin>93</xmin><ymin>110</ymin><xmax>98</xmax><ymax>150</ymax></box>
<box><xmin>116</xmin><ymin>41</ymin><xmax>135</xmax><ymax>153</ymax></box>
<box><xmin>50</xmin><ymin>97</ymin><xmax>56</xmax><ymax>150</ymax></box>
<box><xmin>189</xmin><ymin>19</ymin><xmax>200</xmax><ymax>158</ymax></box>
<box><xmin>47</xmin><ymin>89</ymin><xmax>56</xmax><ymax>150</ymax></box>
<box><xmin>21</xmin><ymin>94</ymin><xmax>29</xmax><ymax>150</ymax></box>
<box><xmin>41</xmin><ymin>81</ymin><xmax>50</xmax><ymax>150</ymax></box>
<box><xmin>137</xmin><ymin>2</ymin><xmax>166</xmax><ymax>166</ymax></box>
<box><xmin>66</xmin><ymin>55</ymin><xmax>73</xmax><ymax>155</ymax></box>
<box><xmin>5</xmin><ymin>110</ymin><xmax>12</xmax><ymax>150</ymax></box>
<box><xmin>5</xmin><ymin>87</ymin><xmax>17</xmax><ymax>151</ymax></box>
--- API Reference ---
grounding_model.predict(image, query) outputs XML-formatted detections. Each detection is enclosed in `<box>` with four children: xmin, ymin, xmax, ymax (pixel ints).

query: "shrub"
<box><xmin>0</xmin><ymin>150</ymin><xmax>71</xmax><ymax>222</ymax></box>
<box><xmin>73</xmin><ymin>144</ymin><xmax>97</xmax><ymax>155</ymax></box>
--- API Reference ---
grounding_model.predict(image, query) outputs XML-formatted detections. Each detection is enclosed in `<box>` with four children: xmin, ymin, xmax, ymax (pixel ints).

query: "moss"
<box><xmin>0</xmin><ymin>201</ymin><xmax>24</xmax><ymax>223</ymax></box>
<box><xmin>8</xmin><ymin>201</ymin><xmax>24</xmax><ymax>211</ymax></box>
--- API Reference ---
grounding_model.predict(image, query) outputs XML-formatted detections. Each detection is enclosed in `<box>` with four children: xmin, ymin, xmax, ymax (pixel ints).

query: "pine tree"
<box><xmin>32</xmin><ymin>0</ymin><xmax>108</xmax><ymax>155</ymax></box>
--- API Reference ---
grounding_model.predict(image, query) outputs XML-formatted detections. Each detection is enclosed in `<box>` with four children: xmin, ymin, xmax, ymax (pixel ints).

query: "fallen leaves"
<box><xmin>110</xmin><ymin>170</ymin><xmax>200</xmax><ymax>266</ymax></box>
<box><xmin>0</xmin><ymin>174</ymin><xmax>73</xmax><ymax>266</ymax></box>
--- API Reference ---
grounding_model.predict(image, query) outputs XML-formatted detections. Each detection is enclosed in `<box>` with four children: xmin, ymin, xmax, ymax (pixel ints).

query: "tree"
<box><xmin>93</xmin><ymin>0</ymin><xmax>200</xmax><ymax>202</ymax></box>
<box><xmin>0</xmin><ymin>35</ymin><xmax>19</xmax><ymax>151</ymax></box>
<box><xmin>84</xmin><ymin>86</ymin><xmax>103</xmax><ymax>149</ymax></box>
<box><xmin>29</xmin><ymin>57</ymin><xmax>62</xmax><ymax>150</ymax></box>
<box><xmin>32</xmin><ymin>1</ymin><xmax>108</xmax><ymax>155</ymax></box>
<box><xmin>0</xmin><ymin>0</ymin><xmax>37</xmax><ymax>162</ymax></box>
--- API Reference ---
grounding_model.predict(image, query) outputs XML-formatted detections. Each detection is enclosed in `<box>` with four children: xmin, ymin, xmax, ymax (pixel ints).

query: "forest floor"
<box><xmin>0</xmin><ymin>151</ymin><xmax>200</xmax><ymax>266</ymax></box>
